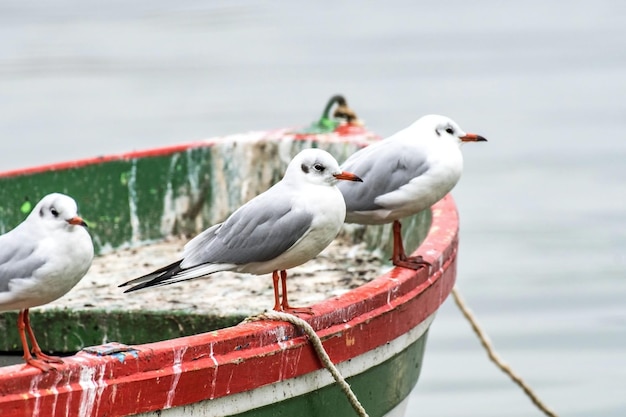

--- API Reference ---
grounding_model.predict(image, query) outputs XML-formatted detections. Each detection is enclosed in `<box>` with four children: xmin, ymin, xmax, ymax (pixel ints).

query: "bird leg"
<box><xmin>391</xmin><ymin>220</ymin><xmax>431</xmax><ymax>270</ymax></box>
<box><xmin>17</xmin><ymin>309</ymin><xmax>55</xmax><ymax>372</ymax></box>
<box><xmin>271</xmin><ymin>271</ymin><xmax>282</xmax><ymax>311</ymax></box>
<box><xmin>23</xmin><ymin>309</ymin><xmax>64</xmax><ymax>365</ymax></box>
<box><xmin>275</xmin><ymin>270</ymin><xmax>313</xmax><ymax>315</ymax></box>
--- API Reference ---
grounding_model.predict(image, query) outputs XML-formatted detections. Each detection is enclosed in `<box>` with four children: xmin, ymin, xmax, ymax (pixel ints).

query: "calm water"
<box><xmin>1</xmin><ymin>1</ymin><xmax>625</xmax><ymax>416</ymax></box>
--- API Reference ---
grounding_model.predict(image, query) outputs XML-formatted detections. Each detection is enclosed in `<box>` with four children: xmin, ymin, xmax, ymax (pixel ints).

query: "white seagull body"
<box><xmin>0</xmin><ymin>193</ymin><xmax>93</xmax><ymax>371</ymax></box>
<box><xmin>337</xmin><ymin>114</ymin><xmax>486</xmax><ymax>268</ymax></box>
<box><xmin>121</xmin><ymin>148</ymin><xmax>362</xmax><ymax>312</ymax></box>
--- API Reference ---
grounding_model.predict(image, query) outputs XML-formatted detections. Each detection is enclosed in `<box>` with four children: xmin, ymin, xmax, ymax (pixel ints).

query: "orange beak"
<box><xmin>460</xmin><ymin>133</ymin><xmax>487</xmax><ymax>142</ymax></box>
<box><xmin>333</xmin><ymin>171</ymin><xmax>363</xmax><ymax>182</ymax></box>
<box><xmin>67</xmin><ymin>216</ymin><xmax>88</xmax><ymax>228</ymax></box>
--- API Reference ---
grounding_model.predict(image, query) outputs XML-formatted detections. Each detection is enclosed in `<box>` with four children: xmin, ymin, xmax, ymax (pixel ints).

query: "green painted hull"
<box><xmin>232</xmin><ymin>331</ymin><xmax>428</xmax><ymax>417</ymax></box>
<box><xmin>0</xmin><ymin>309</ymin><xmax>246</xmax><ymax>353</ymax></box>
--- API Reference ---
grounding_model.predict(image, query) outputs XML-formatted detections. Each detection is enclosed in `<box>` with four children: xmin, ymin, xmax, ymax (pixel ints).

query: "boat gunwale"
<box><xmin>0</xmin><ymin>131</ymin><xmax>458</xmax><ymax>417</ymax></box>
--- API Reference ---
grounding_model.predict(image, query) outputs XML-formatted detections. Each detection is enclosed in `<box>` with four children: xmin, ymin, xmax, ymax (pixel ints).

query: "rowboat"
<box><xmin>0</xmin><ymin>97</ymin><xmax>458</xmax><ymax>417</ymax></box>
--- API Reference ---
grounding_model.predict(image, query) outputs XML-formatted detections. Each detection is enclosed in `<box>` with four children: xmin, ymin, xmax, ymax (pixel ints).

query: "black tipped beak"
<box><xmin>67</xmin><ymin>216</ymin><xmax>88</xmax><ymax>228</ymax></box>
<box><xmin>460</xmin><ymin>133</ymin><xmax>488</xmax><ymax>142</ymax></box>
<box><xmin>334</xmin><ymin>171</ymin><xmax>363</xmax><ymax>182</ymax></box>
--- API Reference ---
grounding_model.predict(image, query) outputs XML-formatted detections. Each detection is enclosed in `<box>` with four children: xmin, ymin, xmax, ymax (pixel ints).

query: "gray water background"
<box><xmin>1</xmin><ymin>1</ymin><xmax>625</xmax><ymax>416</ymax></box>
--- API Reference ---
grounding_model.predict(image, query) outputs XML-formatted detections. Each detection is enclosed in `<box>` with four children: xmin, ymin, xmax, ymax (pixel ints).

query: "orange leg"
<box><xmin>391</xmin><ymin>220</ymin><xmax>431</xmax><ymax>270</ymax></box>
<box><xmin>23</xmin><ymin>308</ymin><xmax>63</xmax><ymax>364</ymax></box>
<box><xmin>276</xmin><ymin>270</ymin><xmax>313</xmax><ymax>315</ymax></box>
<box><xmin>17</xmin><ymin>309</ymin><xmax>54</xmax><ymax>372</ymax></box>
<box><xmin>271</xmin><ymin>271</ymin><xmax>282</xmax><ymax>311</ymax></box>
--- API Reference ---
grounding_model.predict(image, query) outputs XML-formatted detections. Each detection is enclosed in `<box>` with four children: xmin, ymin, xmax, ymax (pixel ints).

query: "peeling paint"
<box><xmin>48</xmin><ymin>371</ymin><xmax>64</xmax><ymax>416</ymax></box>
<box><xmin>93</xmin><ymin>367</ymin><xmax>107</xmax><ymax>417</ymax></box>
<box><xmin>386</xmin><ymin>285</ymin><xmax>401</xmax><ymax>308</ymax></box>
<box><xmin>160</xmin><ymin>154</ymin><xmax>180</xmax><ymax>236</ymax></box>
<box><xmin>225</xmin><ymin>368</ymin><xmax>235</xmax><ymax>395</ymax></box>
<box><xmin>208</xmin><ymin>342</ymin><xmax>218</xmax><ymax>367</ymax></box>
<box><xmin>184</xmin><ymin>149</ymin><xmax>201</xmax><ymax>197</ymax></box>
<box><xmin>64</xmin><ymin>369</ymin><xmax>74</xmax><ymax>417</ymax></box>
<box><xmin>164</xmin><ymin>346</ymin><xmax>187</xmax><ymax>409</ymax></box>
<box><xmin>275</xmin><ymin>326</ymin><xmax>288</xmax><ymax>350</ymax></box>
<box><xmin>110</xmin><ymin>384</ymin><xmax>118</xmax><ymax>406</ymax></box>
<box><xmin>277</xmin><ymin>334</ymin><xmax>303</xmax><ymax>382</ymax></box>
<box><xmin>28</xmin><ymin>374</ymin><xmax>44</xmax><ymax>417</ymax></box>
<box><xmin>208</xmin><ymin>343</ymin><xmax>219</xmax><ymax>400</ymax></box>
<box><xmin>127</xmin><ymin>160</ymin><xmax>140</xmax><ymax>244</ymax></box>
<box><xmin>77</xmin><ymin>365</ymin><xmax>107</xmax><ymax>417</ymax></box>
<box><xmin>149</xmin><ymin>313</ymin><xmax>436</xmax><ymax>417</ymax></box>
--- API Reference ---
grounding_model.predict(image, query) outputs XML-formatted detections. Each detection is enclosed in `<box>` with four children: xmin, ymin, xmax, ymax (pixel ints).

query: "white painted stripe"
<box><xmin>142</xmin><ymin>312</ymin><xmax>436</xmax><ymax>417</ymax></box>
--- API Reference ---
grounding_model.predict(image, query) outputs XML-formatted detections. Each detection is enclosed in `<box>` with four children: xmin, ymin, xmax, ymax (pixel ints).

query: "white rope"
<box><xmin>452</xmin><ymin>286</ymin><xmax>559</xmax><ymax>417</ymax></box>
<box><xmin>243</xmin><ymin>311</ymin><xmax>369</xmax><ymax>417</ymax></box>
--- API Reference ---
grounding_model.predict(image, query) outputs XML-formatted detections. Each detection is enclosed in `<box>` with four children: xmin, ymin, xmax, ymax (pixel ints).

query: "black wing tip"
<box><xmin>123</xmin><ymin>284</ymin><xmax>146</xmax><ymax>293</ymax></box>
<box><xmin>121</xmin><ymin>276</ymin><xmax>165</xmax><ymax>293</ymax></box>
<box><xmin>119</xmin><ymin>259</ymin><xmax>184</xmax><ymax>292</ymax></box>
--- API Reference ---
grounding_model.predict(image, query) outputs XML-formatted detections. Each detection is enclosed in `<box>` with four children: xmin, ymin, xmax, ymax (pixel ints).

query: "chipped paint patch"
<box><xmin>275</xmin><ymin>326</ymin><xmax>289</xmax><ymax>350</ymax></box>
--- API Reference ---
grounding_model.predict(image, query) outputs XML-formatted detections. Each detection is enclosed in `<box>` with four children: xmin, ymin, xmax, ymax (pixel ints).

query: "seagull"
<box><xmin>337</xmin><ymin>114</ymin><xmax>487</xmax><ymax>269</ymax></box>
<box><xmin>0</xmin><ymin>193</ymin><xmax>93</xmax><ymax>371</ymax></box>
<box><xmin>120</xmin><ymin>148</ymin><xmax>363</xmax><ymax>313</ymax></box>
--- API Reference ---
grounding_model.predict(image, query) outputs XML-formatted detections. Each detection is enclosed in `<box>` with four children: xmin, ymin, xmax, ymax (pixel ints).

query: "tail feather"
<box><xmin>120</xmin><ymin>260</ymin><xmax>235</xmax><ymax>293</ymax></box>
<box><xmin>123</xmin><ymin>274</ymin><xmax>207</xmax><ymax>293</ymax></box>
<box><xmin>119</xmin><ymin>260</ymin><xmax>184</xmax><ymax>292</ymax></box>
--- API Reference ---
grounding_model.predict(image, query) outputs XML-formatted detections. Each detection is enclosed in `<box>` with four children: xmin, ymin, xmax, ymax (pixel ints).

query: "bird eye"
<box><xmin>50</xmin><ymin>207</ymin><xmax>59</xmax><ymax>217</ymax></box>
<box><xmin>445</xmin><ymin>127</ymin><xmax>454</xmax><ymax>135</ymax></box>
<box><xmin>313</xmin><ymin>163</ymin><xmax>325</xmax><ymax>172</ymax></box>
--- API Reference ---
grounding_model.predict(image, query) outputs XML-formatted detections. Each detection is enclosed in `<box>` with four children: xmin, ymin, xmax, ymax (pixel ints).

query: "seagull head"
<box><xmin>29</xmin><ymin>193</ymin><xmax>88</xmax><ymax>230</ymax></box>
<box><xmin>286</xmin><ymin>149</ymin><xmax>362</xmax><ymax>187</ymax></box>
<box><xmin>409</xmin><ymin>114</ymin><xmax>487</xmax><ymax>147</ymax></box>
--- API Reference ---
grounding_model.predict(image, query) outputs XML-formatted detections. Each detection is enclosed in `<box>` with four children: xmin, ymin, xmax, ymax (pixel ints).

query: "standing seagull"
<box><xmin>337</xmin><ymin>114</ymin><xmax>487</xmax><ymax>269</ymax></box>
<box><xmin>120</xmin><ymin>149</ymin><xmax>362</xmax><ymax>312</ymax></box>
<box><xmin>0</xmin><ymin>193</ymin><xmax>93</xmax><ymax>371</ymax></box>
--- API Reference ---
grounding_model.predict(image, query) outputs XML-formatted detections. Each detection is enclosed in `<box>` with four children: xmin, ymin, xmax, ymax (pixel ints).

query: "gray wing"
<box><xmin>182</xmin><ymin>188</ymin><xmax>314</xmax><ymax>267</ymax></box>
<box><xmin>0</xmin><ymin>230</ymin><xmax>45</xmax><ymax>292</ymax></box>
<box><xmin>338</xmin><ymin>142</ymin><xmax>430</xmax><ymax>212</ymax></box>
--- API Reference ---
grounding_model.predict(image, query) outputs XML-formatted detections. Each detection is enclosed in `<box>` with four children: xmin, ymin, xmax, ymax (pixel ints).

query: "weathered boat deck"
<box><xmin>45</xmin><ymin>231</ymin><xmax>388</xmax><ymax>316</ymax></box>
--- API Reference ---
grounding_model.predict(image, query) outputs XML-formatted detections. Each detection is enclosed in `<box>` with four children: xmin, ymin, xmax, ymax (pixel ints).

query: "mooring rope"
<box><xmin>243</xmin><ymin>288</ymin><xmax>557</xmax><ymax>417</ymax></box>
<box><xmin>451</xmin><ymin>286</ymin><xmax>559</xmax><ymax>417</ymax></box>
<box><xmin>243</xmin><ymin>311</ymin><xmax>369</xmax><ymax>417</ymax></box>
